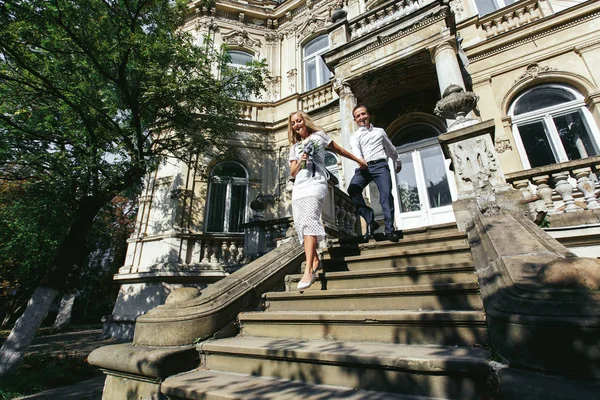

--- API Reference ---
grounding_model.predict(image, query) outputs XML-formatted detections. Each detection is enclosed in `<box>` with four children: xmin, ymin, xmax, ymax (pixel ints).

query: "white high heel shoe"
<box><xmin>297</xmin><ymin>271</ymin><xmax>317</xmax><ymax>290</ymax></box>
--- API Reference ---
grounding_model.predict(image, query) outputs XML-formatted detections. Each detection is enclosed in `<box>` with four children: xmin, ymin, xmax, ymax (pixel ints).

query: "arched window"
<box><xmin>324</xmin><ymin>150</ymin><xmax>340</xmax><ymax>186</ymax></box>
<box><xmin>474</xmin><ymin>0</ymin><xmax>515</xmax><ymax>16</ymax></box>
<box><xmin>509</xmin><ymin>84</ymin><xmax>600</xmax><ymax>169</ymax></box>
<box><xmin>303</xmin><ymin>35</ymin><xmax>331</xmax><ymax>92</ymax></box>
<box><xmin>227</xmin><ymin>50</ymin><xmax>253</xmax><ymax>69</ymax></box>
<box><xmin>205</xmin><ymin>161</ymin><xmax>248</xmax><ymax>233</ymax></box>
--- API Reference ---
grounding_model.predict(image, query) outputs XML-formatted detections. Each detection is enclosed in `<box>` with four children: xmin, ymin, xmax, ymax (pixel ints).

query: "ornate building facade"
<box><xmin>103</xmin><ymin>0</ymin><xmax>600</xmax><ymax>339</ymax></box>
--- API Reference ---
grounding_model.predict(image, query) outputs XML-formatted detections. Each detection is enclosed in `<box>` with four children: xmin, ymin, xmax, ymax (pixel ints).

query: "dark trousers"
<box><xmin>348</xmin><ymin>162</ymin><xmax>395</xmax><ymax>233</ymax></box>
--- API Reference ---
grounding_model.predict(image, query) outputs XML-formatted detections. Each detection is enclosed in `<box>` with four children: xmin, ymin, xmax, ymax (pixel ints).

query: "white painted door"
<box><xmin>391</xmin><ymin>138</ymin><xmax>457</xmax><ymax>230</ymax></box>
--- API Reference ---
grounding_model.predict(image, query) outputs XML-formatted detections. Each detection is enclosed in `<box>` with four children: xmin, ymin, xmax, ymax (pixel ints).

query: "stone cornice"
<box><xmin>464</xmin><ymin>1</ymin><xmax>600</xmax><ymax>63</ymax></box>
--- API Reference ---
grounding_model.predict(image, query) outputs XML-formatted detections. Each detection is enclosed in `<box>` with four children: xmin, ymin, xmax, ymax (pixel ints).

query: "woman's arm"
<box><xmin>328</xmin><ymin>141</ymin><xmax>368</xmax><ymax>168</ymax></box>
<box><xmin>289</xmin><ymin>153</ymin><xmax>309</xmax><ymax>178</ymax></box>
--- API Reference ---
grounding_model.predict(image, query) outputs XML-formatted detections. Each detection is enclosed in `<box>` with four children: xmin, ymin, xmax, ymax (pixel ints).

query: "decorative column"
<box><xmin>431</xmin><ymin>40</ymin><xmax>466</xmax><ymax>95</ymax></box>
<box><xmin>334</xmin><ymin>79</ymin><xmax>358</xmax><ymax>189</ymax></box>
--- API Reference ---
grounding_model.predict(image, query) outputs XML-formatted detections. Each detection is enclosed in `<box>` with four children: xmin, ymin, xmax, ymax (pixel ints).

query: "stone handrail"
<box><xmin>478</xmin><ymin>0</ymin><xmax>544</xmax><ymax>39</ymax></box>
<box><xmin>298</xmin><ymin>81</ymin><xmax>335</xmax><ymax>112</ymax></box>
<box><xmin>505</xmin><ymin>156</ymin><xmax>600</xmax><ymax>215</ymax></box>
<box><xmin>348</xmin><ymin>0</ymin><xmax>424</xmax><ymax>40</ymax></box>
<box><xmin>131</xmin><ymin>238</ymin><xmax>304</xmax><ymax>346</ymax></box>
<box><xmin>186</xmin><ymin>233</ymin><xmax>245</xmax><ymax>269</ymax></box>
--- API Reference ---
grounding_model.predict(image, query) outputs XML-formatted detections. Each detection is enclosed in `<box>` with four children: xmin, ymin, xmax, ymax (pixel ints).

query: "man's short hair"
<box><xmin>352</xmin><ymin>104</ymin><xmax>368</xmax><ymax>117</ymax></box>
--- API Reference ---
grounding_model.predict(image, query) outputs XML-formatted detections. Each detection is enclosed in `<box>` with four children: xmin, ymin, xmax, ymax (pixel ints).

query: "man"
<box><xmin>348</xmin><ymin>105</ymin><xmax>401</xmax><ymax>242</ymax></box>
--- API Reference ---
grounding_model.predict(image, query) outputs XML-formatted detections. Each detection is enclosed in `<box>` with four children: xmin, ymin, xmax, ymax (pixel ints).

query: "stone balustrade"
<box><xmin>187</xmin><ymin>234</ymin><xmax>246</xmax><ymax>269</ymax></box>
<box><xmin>479</xmin><ymin>0</ymin><xmax>543</xmax><ymax>38</ymax></box>
<box><xmin>239</xmin><ymin>103</ymin><xmax>255</xmax><ymax>119</ymax></box>
<box><xmin>506</xmin><ymin>157</ymin><xmax>600</xmax><ymax>215</ymax></box>
<box><xmin>298</xmin><ymin>82</ymin><xmax>335</xmax><ymax>112</ymax></box>
<box><xmin>348</xmin><ymin>0</ymin><xmax>421</xmax><ymax>40</ymax></box>
<box><xmin>333</xmin><ymin>185</ymin><xmax>360</xmax><ymax>236</ymax></box>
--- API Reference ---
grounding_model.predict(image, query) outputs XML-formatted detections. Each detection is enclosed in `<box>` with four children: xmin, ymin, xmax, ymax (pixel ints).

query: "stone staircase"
<box><xmin>161</xmin><ymin>223</ymin><xmax>494</xmax><ymax>399</ymax></box>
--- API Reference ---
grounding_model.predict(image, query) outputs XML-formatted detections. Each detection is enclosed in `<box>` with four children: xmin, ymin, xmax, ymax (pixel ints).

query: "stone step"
<box><xmin>197</xmin><ymin>337</ymin><xmax>492</xmax><ymax>399</ymax></box>
<box><xmin>162</xmin><ymin>369</ymin><xmax>445</xmax><ymax>400</ymax></box>
<box><xmin>262</xmin><ymin>282</ymin><xmax>483</xmax><ymax>312</ymax></box>
<box><xmin>323</xmin><ymin>244</ymin><xmax>473</xmax><ymax>272</ymax></box>
<box><xmin>238</xmin><ymin>310</ymin><xmax>488</xmax><ymax>346</ymax></box>
<box><xmin>326</xmin><ymin>229</ymin><xmax>469</xmax><ymax>260</ymax></box>
<box><xmin>287</xmin><ymin>263</ymin><xmax>477</xmax><ymax>292</ymax></box>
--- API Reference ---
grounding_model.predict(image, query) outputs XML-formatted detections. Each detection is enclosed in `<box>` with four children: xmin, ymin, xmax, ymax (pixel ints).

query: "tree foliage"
<box><xmin>0</xmin><ymin>0</ymin><xmax>267</xmax><ymax>288</ymax></box>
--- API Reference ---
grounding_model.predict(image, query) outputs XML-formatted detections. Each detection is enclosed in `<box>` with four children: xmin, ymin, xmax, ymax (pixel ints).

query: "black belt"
<box><xmin>367</xmin><ymin>159</ymin><xmax>386</xmax><ymax>165</ymax></box>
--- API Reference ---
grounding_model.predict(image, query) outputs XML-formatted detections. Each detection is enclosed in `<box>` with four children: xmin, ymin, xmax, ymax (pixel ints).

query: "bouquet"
<box><xmin>298</xmin><ymin>139</ymin><xmax>319</xmax><ymax>176</ymax></box>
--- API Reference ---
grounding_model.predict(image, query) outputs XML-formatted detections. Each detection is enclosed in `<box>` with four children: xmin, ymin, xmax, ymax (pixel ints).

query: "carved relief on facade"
<box><xmin>495</xmin><ymin>137</ymin><xmax>513</xmax><ymax>153</ymax></box>
<box><xmin>196</xmin><ymin>17</ymin><xmax>218</xmax><ymax>32</ymax></box>
<box><xmin>293</xmin><ymin>15</ymin><xmax>328</xmax><ymax>44</ymax></box>
<box><xmin>449</xmin><ymin>0</ymin><xmax>465</xmax><ymax>21</ymax></box>
<box><xmin>222</xmin><ymin>28</ymin><xmax>262</xmax><ymax>49</ymax></box>
<box><xmin>265</xmin><ymin>32</ymin><xmax>283</xmax><ymax>46</ymax></box>
<box><xmin>451</xmin><ymin>136</ymin><xmax>503</xmax><ymax>195</ymax></box>
<box><xmin>515</xmin><ymin>62</ymin><xmax>557</xmax><ymax>82</ymax></box>
<box><xmin>287</xmin><ymin>68</ymin><xmax>297</xmax><ymax>93</ymax></box>
<box><xmin>266</xmin><ymin>76</ymin><xmax>282</xmax><ymax>100</ymax></box>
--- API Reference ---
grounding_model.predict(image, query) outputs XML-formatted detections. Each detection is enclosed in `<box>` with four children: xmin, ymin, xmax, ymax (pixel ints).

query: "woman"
<box><xmin>288</xmin><ymin>111</ymin><xmax>367</xmax><ymax>290</ymax></box>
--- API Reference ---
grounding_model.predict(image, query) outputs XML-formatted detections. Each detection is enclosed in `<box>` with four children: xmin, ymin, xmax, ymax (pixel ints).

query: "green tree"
<box><xmin>0</xmin><ymin>0</ymin><xmax>267</xmax><ymax>375</ymax></box>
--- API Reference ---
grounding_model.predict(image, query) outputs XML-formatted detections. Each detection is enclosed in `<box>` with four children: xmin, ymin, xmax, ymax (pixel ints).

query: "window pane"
<box><xmin>211</xmin><ymin>162</ymin><xmax>247</xmax><ymax>179</ymax></box>
<box><xmin>324</xmin><ymin>151</ymin><xmax>338</xmax><ymax>167</ymax></box>
<box><xmin>318</xmin><ymin>57</ymin><xmax>331</xmax><ymax>86</ymax></box>
<box><xmin>206</xmin><ymin>183</ymin><xmax>227</xmax><ymax>232</ymax></box>
<box><xmin>475</xmin><ymin>0</ymin><xmax>499</xmax><ymax>16</ymax></box>
<box><xmin>554</xmin><ymin>110</ymin><xmax>599</xmax><ymax>161</ymax></box>
<box><xmin>420</xmin><ymin>146</ymin><xmax>452</xmax><ymax>209</ymax></box>
<box><xmin>518</xmin><ymin>121</ymin><xmax>556</xmax><ymax>167</ymax></box>
<box><xmin>396</xmin><ymin>153</ymin><xmax>421</xmax><ymax>212</ymax></box>
<box><xmin>228</xmin><ymin>51</ymin><xmax>253</xmax><ymax>67</ymax></box>
<box><xmin>305</xmin><ymin>59</ymin><xmax>317</xmax><ymax>91</ymax></box>
<box><xmin>228</xmin><ymin>185</ymin><xmax>247</xmax><ymax>233</ymax></box>
<box><xmin>304</xmin><ymin>35</ymin><xmax>328</xmax><ymax>57</ymax></box>
<box><xmin>514</xmin><ymin>87</ymin><xmax>577</xmax><ymax>115</ymax></box>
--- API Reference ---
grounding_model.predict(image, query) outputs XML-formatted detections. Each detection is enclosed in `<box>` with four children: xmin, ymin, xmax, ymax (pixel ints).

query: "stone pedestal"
<box><xmin>438</xmin><ymin>119</ymin><xmax>524</xmax><ymax>231</ymax></box>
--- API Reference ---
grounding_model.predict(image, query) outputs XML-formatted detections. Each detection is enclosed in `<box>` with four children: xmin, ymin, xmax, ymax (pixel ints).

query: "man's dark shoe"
<box><xmin>383</xmin><ymin>232</ymin><xmax>400</xmax><ymax>242</ymax></box>
<box><xmin>368</xmin><ymin>220</ymin><xmax>380</xmax><ymax>235</ymax></box>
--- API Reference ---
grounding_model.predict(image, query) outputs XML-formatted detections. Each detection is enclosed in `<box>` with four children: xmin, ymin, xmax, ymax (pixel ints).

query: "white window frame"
<box><xmin>324</xmin><ymin>149</ymin><xmax>341</xmax><ymax>186</ymax></box>
<box><xmin>509</xmin><ymin>84</ymin><xmax>600</xmax><ymax>170</ymax></box>
<box><xmin>227</xmin><ymin>50</ymin><xmax>254</xmax><ymax>69</ymax></box>
<box><xmin>473</xmin><ymin>0</ymin><xmax>514</xmax><ymax>16</ymax></box>
<box><xmin>302</xmin><ymin>35</ymin><xmax>331</xmax><ymax>92</ymax></box>
<box><xmin>205</xmin><ymin>162</ymin><xmax>249</xmax><ymax>233</ymax></box>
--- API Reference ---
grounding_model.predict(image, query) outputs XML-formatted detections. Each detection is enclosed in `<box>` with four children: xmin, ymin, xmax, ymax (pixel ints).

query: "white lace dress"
<box><xmin>289</xmin><ymin>131</ymin><xmax>332</xmax><ymax>244</ymax></box>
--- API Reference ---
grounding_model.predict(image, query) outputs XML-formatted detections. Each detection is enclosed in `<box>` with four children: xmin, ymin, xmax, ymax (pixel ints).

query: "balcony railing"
<box><xmin>505</xmin><ymin>156</ymin><xmax>600</xmax><ymax>215</ymax></box>
<box><xmin>298</xmin><ymin>82</ymin><xmax>335</xmax><ymax>112</ymax></box>
<box><xmin>478</xmin><ymin>0</ymin><xmax>544</xmax><ymax>39</ymax></box>
<box><xmin>186</xmin><ymin>233</ymin><xmax>246</xmax><ymax>271</ymax></box>
<box><xmin>348</xmin><ymin>0</ymin><xmax>423</xmax><ymax>40</ymax></box>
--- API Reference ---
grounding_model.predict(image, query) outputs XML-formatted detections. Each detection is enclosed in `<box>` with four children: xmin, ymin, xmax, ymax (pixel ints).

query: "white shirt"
<box><xmin>350</xmin><ymin>124</ymin><xmax>401</xmax><ymax>170</ymax></box>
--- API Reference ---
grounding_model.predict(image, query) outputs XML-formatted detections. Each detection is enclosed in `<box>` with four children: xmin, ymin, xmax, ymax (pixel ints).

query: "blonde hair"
<box><xmin>287</xmin><ymin>111</ymin><xmax>322</xmax><ymax>144</ymax></box>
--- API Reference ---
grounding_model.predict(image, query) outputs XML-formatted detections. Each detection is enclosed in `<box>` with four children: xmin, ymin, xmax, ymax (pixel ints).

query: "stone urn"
<box><xmin>331</xmin><ymin>2</ymin><xmax>347</xmax><ymax>23</ymax></box>
<box><xmin>434</xmin><ymin>84</ymin><xmax>479</xmax><ymax>121</ymax></box>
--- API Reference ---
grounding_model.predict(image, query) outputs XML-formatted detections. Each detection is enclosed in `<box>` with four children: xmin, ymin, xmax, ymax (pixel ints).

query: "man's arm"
<box><xmin>350</xmin><ymin>133</ymin><xmax>366</xmax><ymax>168</ymax></box>
<box><xmin>381</xmin><ymin>130</ymin><xmax>402</xmax><ymax>173</ymax></box>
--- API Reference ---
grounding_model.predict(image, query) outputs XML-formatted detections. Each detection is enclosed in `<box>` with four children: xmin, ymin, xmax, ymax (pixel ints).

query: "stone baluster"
<box><xmin>512</xmin><ymin>179</ymin><xmax>534</xmax><ymax>201</ymax></box>
<box><xmin>482</xmin><ymin>22</ymin><xmax>493</xmax><ymax>38</ymax></box>
<box><xmin>552</xmin><ymin>171</ymin><xmax>580</xmax><ymax>213</ymax></box>
<box><xmin>220</xmin><ymin>241</ymin><xmax>229</xmax><ymax>264</ymax></box>
<box><xmin>526</xmin><ymin>4</ymin><xmax>540</xmax><ymax>21</ymax></box>
<box><xmin>493</xmin><ymin>17</ymin><xmax>504</xmax><ymax>35</ymax></box>
<box><xmin>265</xmin><ymin>227</ymin><xmax>274</xmax><ymax>251</ymax></box>
<box><xmin>210</xmin><ymin>241</ymin><xmax>219</xmax><ymax>263</ymax></box>
<box><xmin>573</xmin><ymin>167</ymin><xmax>600</xmax><ymax>209</ymax></box>
<box><xmin>517</xmin><ymin>7</ymin><xmax>529</xmax><ymax>24</ymax></box>
<box><xmin>237</xmin><ymin>245</ymin><xmax>245</xmax><ymax>264</ymax></box>
<box><xmin>376</xmin><ymin>10</ymin><xmax>385</xmax><ymax>29</ymax></box>
<box><xmin>532</xmin><ymin>175</ymin><xmax>555</xmax><ymax>214</ymax></box>
<box><xmin>229</xmin><ymin>241</ymin><xmax>239</xmax><ymax>264</ymax></box>
<box><xmin>505</xmin><ymin>13</ymin><xmax>516</xmax><ymax>31</ymax></box>
<box><xmin>201</xmin><ymin>240</ymin><xmax>210</xmax><ymax>263</ymax></box>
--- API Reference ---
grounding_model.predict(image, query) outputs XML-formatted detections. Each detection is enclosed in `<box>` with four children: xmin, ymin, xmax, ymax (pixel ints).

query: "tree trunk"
<box><xmin>52</xmin><ymin>292</ymin><xmax>76</xmax><ymax>332</ymax></box>
<box><xmin>0</xmin><ymin>286</ymin><xmax>58</xmax><ymax>376</ymax></box>
<box><xmin>0</xmin><ymin>195</ymin><xmax>108</xmax><ymax>376</ymax></box>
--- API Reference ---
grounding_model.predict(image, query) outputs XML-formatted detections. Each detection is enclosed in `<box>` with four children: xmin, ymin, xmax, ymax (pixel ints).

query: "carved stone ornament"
<box><xmin>265</xmin><ymin>32</ymin><xmax>283</xmax><ymax>46</ymax></box>
<box><xmin>287</xmin><ymin>69</ymin><xmax>297</xmax><ymax>93</ymax></box>
<box><xmin>266</xmin><ymin>75</ymin><xmax>281</xmax><ymax>99</ymax></box>
<box><xmin>495</xmin><ymin>137</ymin><xmax>513</xmax><ymax>153</ymax></box>
<box><xmin>452</xmin><ymin>137</ymin><xmax>501</xmax><ymax>194</ymax></box>
<box><xmin>295</xmin><ymin>16</ymin><xmax>327</xmax><ymax>45</ymax></box>
<box><xmin>515</xmin><ymin>62</ymin><xmax>557</xmax><ymax>82</ymax></box>
<box><xmin>449</xmin><ymin>0</ymin><xmax>465</xmax><ymax>20</ymax></box>
<box><xmin>330</xmin><ymin>1</ymin><xmax>347</xmax><ymax>23</ymax></box>
<box><xmin>196</xmin><ymin>18</ymin><xmax>218</xmax><ymax>32</ymax></box>
<box><xmin>222</xmin><ymin>28</ymin><xmax>261</xmax><ymax>49</ymax></box>
<box><xmin>434</xmin><ymin>84</ymin><xmax>479</xmax><ymax>120</ymax></box>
